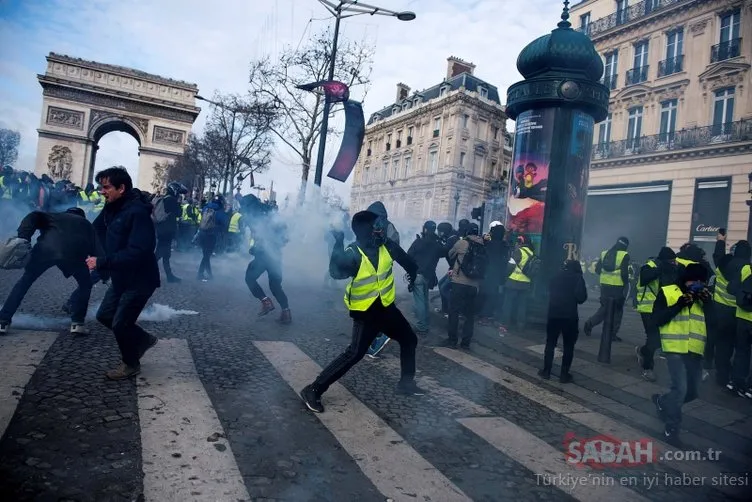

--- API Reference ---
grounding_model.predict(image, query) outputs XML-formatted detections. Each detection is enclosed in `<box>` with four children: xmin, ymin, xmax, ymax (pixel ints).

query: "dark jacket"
<box><xmin>484</xmin><ymin>225</ymin><xmax>510</xmax><ymax>285</ymax></box>
<box><xmin>330</xmin><ymin>211</ymin><xmax>417</xmax><ymax>319</ymax></box>
<box><xmin>200</xmin><ymin>201</ymin><xmax>229</xmax><ymax>234</ymax></box>
<box><xmin>407</xmin><ymin>232</ymin><xmax>444</xmax><ymax>288</ymax></box>
<box><xmin>720</xmin><ymin>240</ymin><xmax>751</xmax><ymax>299</ymax></box>
<box><xmin>366</xmin><ymin>201</ymin><xmax>400</xmax><ymax>245</ymax></box>
<box><xmin>638</xmin><ymin>258</ymin><xmax>677</xmax><ymax>292</ymax></box>
<box><xmin>155</xmin><ymin>194</ymin><xmax>181</xmax><ymax>237</ymax></box>
<box><xmin>547</xmin><ymin>261</ymin><xmax>588</xmax><ymax>320</ymax></box>
<box><xmin>93</xmin><ymin>189</ymin><xmax>160</xmax><ymax>292</ymax></box>
<box><xmin>18</xmin><ymin>211</ymin><xmax>100</xmax><ymax>277</ymax></box>
<box><xmin>677</xmin><ymin>245</ymin><xmax>714</xmax><ymax>280</ymax></box>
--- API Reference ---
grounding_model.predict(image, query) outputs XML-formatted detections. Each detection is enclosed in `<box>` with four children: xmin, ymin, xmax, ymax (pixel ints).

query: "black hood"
<box><xmin>563</xmin><ymin>260</ymin><xmax>583</xmax><ymax>274</ymax></box>
<box><xmin>489</xmin><ymin>225</ymin><xmax>505</xmax><ymax>240</ymax></box>
<box><xmin>366</xmin><ymin>201</ymin><xmax>388</xmax><ymax>219</ymax></box>
<box><xmin>734</xmin><ymin>240</ymin><xmax>751</xmax><ymax>261</ymax></box>
<box><xmin>351</xmin><ymin>210</ymin><xmax>378</xmax><ymax>245</ymax></box>
<box><xmin>678</xmin><ymin>243</ymin><xmax>705</xmax><ymax>262</ymax></box>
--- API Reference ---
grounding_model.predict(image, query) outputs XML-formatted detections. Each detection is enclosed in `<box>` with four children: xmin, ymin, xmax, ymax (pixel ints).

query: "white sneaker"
<box><xmin>702</xmin><ymin>370</ymin><xmax>710</xmax><ymax>382</ymax></box>
<box><xmin>0</xmin><ymin>321</ymin><xmax>9</xmax><ymax>335</ymax></box>
<box><xmin>70</xmin><ymin>323</ymin><xmax>89</xmax><ymax>335</ymax></box>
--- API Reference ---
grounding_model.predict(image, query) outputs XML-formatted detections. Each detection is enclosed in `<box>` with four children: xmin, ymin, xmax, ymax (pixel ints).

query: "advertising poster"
<box><xmin>506</xmin><ymin>109</ymin><xmax>555</xmax><ymax>248</ymax></box>
<box><xmin>562</xmin><ymin>110</ymin><xmax>595</xmax><ymax>260</ymax></box>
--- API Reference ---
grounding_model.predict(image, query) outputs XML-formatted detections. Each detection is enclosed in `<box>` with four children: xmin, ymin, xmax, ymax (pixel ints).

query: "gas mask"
<box><xmin>371</xmin><ymin>217</ymin><xmax>388</xmax><ymax>246</ymax></box>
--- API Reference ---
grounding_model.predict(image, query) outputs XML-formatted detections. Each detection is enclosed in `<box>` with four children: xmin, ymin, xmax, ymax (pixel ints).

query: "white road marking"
<box><xmin>435</xmin><ymin>347</ymin><xmax>749</xmax><ymax>499</ymax></box>
<box><xmin>137</xmin><ymin>338</ymin><xmax>250</xmax><ymax>502</ymax></box>
<box><xmin>459</xmin><ymin>417</ymin><xmax>649</xmax><ymax>502</ymax></box>
<box><xmin>0</xmin><ymin>331</ymin><xmax>58</xmax><ymax>439</ymax></box>
<box><xmin>255</xmin><ymin>341</ymin><xmax>471</xmax><ymax>502</ymax></box>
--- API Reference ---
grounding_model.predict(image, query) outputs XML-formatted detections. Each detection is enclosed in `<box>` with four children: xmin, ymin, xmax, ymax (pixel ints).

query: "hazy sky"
<box><xmin>0</xmin><ymin>0</ymin><xmax>568</xmax><ymax>203</ymax></box>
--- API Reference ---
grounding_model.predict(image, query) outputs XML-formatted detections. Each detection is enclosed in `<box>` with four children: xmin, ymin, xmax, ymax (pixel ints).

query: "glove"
<box><xmin>330</xmin><ymin>230</ymin><xmax>344</xmax><ymax>243</ymax></box>
<box><xmin>698</xmin><ymin>288</ymin><xmax>712</xmax><ymax>302</ymax></box>
<box><xmin>677</xmin><ymin>293</ymin><xmax>694</xmax><ymax>308</ymax></box>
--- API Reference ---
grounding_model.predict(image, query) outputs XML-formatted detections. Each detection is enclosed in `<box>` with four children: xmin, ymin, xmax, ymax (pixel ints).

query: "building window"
<box><xmin>391</xmin><ymin>159</ymin><xmax>400</xmax><ymax>180</ymax></box>
<box><xmin>479</xmin><ymin>87</ymin><xmax>488</xmax><ymax>99</ymax></box>
<box><xmin>580</xmin><ymin>12</ymin><xmax>591</xmax><ymax>34</ymax></box>
<box><xmin>460</xmin><ymin>152</ymin><xmax>466</xmax><ymax>167</ymax></box>
<box><xmin>429</xmin><ymin>150</ymin><xmax>438</xmax><ymax>174</ymax></box>
<box><xmin>659</xmin><ymin>99</ymin><xmax>678</xmax><ymax>142</ymax></box>
<box><xmin>659</xmin><ymin>29</ymin><xmax>684</xmax><ymax>77</ymax></box>
<box><xmin>382</xmin><ymin>161</ymin><xmax>389</xmax><ymax>182</ymax></box>
<box><xmin>598</xmin><ymin>113</ymin><xmax>612</xmax><ymax>144</ymax></box>
<box><xmin>472</xmin><ymin>154</ymin><xmax>483</xmax><ymax>177</ymax></box>
<box><xmin>396</xmin><ymin>130</ymin><xmax>402</xmax><ymax>148</ymax></box>
<box><xmin>402</xmin><ymin>102</ymin><xmax>409</xmax><ymax>111</ymax></box>
<box><xmin>627</xmin><ymin>106</ymin><xmax>643</xmax><ymax>149</ymax></box>
<box><xmin>616</xmin><ymin>0</ymin><xmax>627</xmax><ymax>25</ymax></box>
<box><xmin>713</xmin><ymin>88</ymin><xmax>735</xmax><ymax>135</ymax></box>
<box><xmin>627</xmin><ymin>41</ymin><xmax>649</xmax><ymax>85</ymax></box>
<box><xmin>386</xmin><ymin>133</ymin><xmax>392</xmax><ymax>151</ymax></box>
<box><xmin>439</xmin><ymin>86</ymin><xmax>448</xmax><ymax>97</ymax></box>
<box><xmin>367</xmin><ymin>141</ymin><xmax>372</xmax><ymax>156</ymax></box>
<box><xmin>462</xmin><ymin>114</ymin><xmax>469</xmax><ymax>128</ymax></box>
<box><xmin>407</xmin><ymin>126</ymin><xmax>414</xmax><ymax>145</ymax></box>
<box><xmin>403</xmin><ymin>157</ymin><xmax>411</xmax><ymax>178</ymax></box>
<box><xmin>433</xmin><ymin>117</ymin><xmax>441</xmax><ymax>137</ymax></box>
<box><xmin>604</xmin><ymin>51</ymin><xmax>618</xmax><ymax>89</ymax></box>
<box><xmin>478</xmin><ymin>119</ymin><xmax>487</xmax><ymax>140</ymax></box>
<box><xmin>492</xmin><ymin>125</ymin><xmax>499</xmax><ymax>139</ymax></box>
<box><xmin>644</xmin><ymin>0</ymin><xmax>658</xmax><ymax>14</ymax></box>
<box><xmin>713</xmin><ymin>9</ymin><xmax>741</xmax><ymax>62</ymax></box>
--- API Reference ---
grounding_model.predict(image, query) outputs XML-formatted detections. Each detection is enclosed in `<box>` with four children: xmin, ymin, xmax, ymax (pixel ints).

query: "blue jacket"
<box><xmin>93</xmin><ymin>189</ymin><xmax>160</xmax><ymax>292</ymax></box>
<box><xmin>201</xmin><ymin>201</ymin><xmax>229</xmax><ymax>233</ymax></box>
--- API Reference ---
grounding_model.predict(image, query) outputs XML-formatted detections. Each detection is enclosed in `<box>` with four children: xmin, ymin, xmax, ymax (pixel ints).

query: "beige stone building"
<box><xmin>570</xmin><ymin>0</ymin><xmax>752</xmax><ymax>261</ymax></box>
<box><xmin>349</xmin><ymin>57</ymin><xmax>512</xmax><ymax>230</ymax></box>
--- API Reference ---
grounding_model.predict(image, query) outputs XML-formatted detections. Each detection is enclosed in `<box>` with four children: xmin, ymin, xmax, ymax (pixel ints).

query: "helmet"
<box><xmin>167</xmin><ymin>182</ymin><xmax>188</xmax><ymax>197</ymax></box>
<box><xmin>489</xmin><ymin>221</ymin><xmax>502</xmax><ymax>228</ymax></box>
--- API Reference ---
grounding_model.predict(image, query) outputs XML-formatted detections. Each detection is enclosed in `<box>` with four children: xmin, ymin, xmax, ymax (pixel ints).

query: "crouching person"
<box><xmin>651</xmin><ymin>264</ymin><xmax>710</xmax><ymax>446</ymax></box>
<box><xmin>539</xmin><ymin>260</ymin><xmax>587</xmax><ymax>383</ymax></box>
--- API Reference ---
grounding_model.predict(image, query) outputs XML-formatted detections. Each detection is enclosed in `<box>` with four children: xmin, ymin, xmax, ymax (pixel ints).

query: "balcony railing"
<box><xmin>592</xmin><ymin>120</ymin><xmax>752</xmax><ymax>161</ymax></box>
<box><xmin>658</xmin><ymin>55</ymin><xmax>683</xmax><ymax>77</ymax></box>
<box><xmin>711</xmin><ymin>38</ymin><xmax>742</xmax><ymax>63</ymax></box>
<box><xmin>601</xmin><ymin>73</ymin><xmax>618</xmax><ymax>90</ymax></box>
<box><xmin>626</xmin><ymin>65</ymin><xmax>649</xmax><ymax>86</ymax></box>
<box><xmin>578</xmin><ymin>0</ymin><xmax>686</xmax><ymax>38</ymax></box>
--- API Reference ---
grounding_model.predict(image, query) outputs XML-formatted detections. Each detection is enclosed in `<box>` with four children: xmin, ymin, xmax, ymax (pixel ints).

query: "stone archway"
<box><xmin>34</xmin><ymin>52</ymin><xmax>200</xmax><ymax>191</ymax></box>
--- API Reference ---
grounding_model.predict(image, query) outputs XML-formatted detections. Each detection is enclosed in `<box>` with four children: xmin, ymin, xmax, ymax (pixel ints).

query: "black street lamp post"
<box><xmin>313</xmin><ymin>0</ymin><xmax>416</xmax><ymax>188</ymax></box>
<box><xmin>746</xmin><ymin>172</ymin><xmax>752</xmax><ymax>243</ymax></box>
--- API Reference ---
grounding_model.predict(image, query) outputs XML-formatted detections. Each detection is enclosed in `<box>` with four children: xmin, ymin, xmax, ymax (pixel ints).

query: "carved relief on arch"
<box><xmin>88</xmin><ymin>109</ymin><xmax>148</xmax><ymax>138</ymax></box>
<box><xmin>47</xmin><ymin>145</ymin><xmax>73</xmax><ymax>180</ymax></box>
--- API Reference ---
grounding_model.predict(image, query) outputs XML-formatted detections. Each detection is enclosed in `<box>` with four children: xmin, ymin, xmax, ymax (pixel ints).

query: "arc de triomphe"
<box><xmin>34</xmin><ymin>52</ymin><xmax>200</xmax><ymax>191</ymax></box>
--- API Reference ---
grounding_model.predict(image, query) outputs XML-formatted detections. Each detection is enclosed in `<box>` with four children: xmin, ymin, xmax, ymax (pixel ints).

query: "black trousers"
<box><xmin>155</xmin><ymin>232</ymin><xmax>176</xmax><ymax>278</ymax></box>
<box><xmin>638</xmin><ymin>312</ymin><xmax>661</xmax><ymax>370</ymax></box>
<box><xmin>732</xmin><ymin>318</ymin><xmax>752</xmax><ymax>388</ymax></box>
<box><xmin>448</xmin><ymin>283</ymin><xmax>478</xmax><ymax>344</ymax></box>
<box><xmin>245</xmin><ymin>254</ymin><xmax>288</xmax><ymax>309</ymax></box>
<box><xmin>313</xmin><ymin>304</ymin><xmax>417</xmax><ymax>394</ymax></box>
<box><xmin>0</xmin><ymin>259</ymin><xmax>92</xmax><ymax>324</ymax></box>
<box><xmin>197</xmin><ymin>232</ymin><xmax>216</xmax><ymax>279</ymax></box>
<box><xmin>544</xmin><ymin>318</ymin><xmax>578</xmax><ymax>375</ymax></box>
<box><xmin>96</xmin><ymin>285</ymin><xmax>155</xmax><ymax>367</ymax></box>
<box><xmin>713</xmin><ymin>304</ymin><xmax>737</xmax><ymax>385</ymax></box>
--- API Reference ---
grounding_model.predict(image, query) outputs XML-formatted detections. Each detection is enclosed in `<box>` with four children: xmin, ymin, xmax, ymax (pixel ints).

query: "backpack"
<box><xmin>199</xmin><ymin>207</ymin><xmax>217</xmax><ymax>231</ymax></box>
<box><xmin>459</xmin><ymin>239</ymin><xmax>488</xmax><ymax>280</ymax></box>
<box><xmin>152</xmin><ymin>197</ymin><xmax>168</xmax><ymax>223</ymax></box>
<box><xmin>522</xmin><ymin>252</ymin><xmax>542</xmax><ymax>279</ymax></box>
<box><xmin>0</xmin><ymin>237</ymin><xmax>31</xmax><ymax>270</ymax></box>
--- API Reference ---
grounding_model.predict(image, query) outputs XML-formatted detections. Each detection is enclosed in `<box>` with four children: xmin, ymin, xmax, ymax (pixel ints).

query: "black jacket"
<box><xmin>18</xmin><ymin>211</ymin><xmax>100</xmax><ymax>277</ymax></box>
<box><xmin>595</xmin><ymin>243</ymin><xmax>630</xmax><ymax>285</ymax></box>
<box><xmin>484</xmin><ymin>226</ymin><xmax>510</xmax><ymax>286</ymax></box>
<box><xmin>547</xmin><ymin>261</ymin><xmax>588</xmax><ymax>320</ymax></box>
<box><xmin>638</xmin><ymin>258</ymin><xmax>677</xmax><ymax>292</ymax></box>
<box><xmin>407</xmin><ymin>232</ymin><xmax>444</xmax><ymax>288</ymax></box>
<box><xmin>719</xmin><ymin>240</ymin><xmax>751</xmax><ymax>300</ymax></box>
<box><xmin>155</xmin><ymin>194</ymin><xmax>181</xmax><ymax>237</ymax></box>
<box><xmin>93</xmin><ymin>189</ymin><xmax>160</xmax><ymax>292</ymax></box>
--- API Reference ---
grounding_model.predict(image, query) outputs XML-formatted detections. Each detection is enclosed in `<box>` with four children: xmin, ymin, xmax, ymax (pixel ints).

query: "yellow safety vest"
<box><xmin>676</xmin><ymin>257</ymin><xmax>697</xmax><ymax>268</ymax></box>
<box><xmin>509</xmin><ymin>247</ymin><xmax>533</xmax><ymax>283</ymax></box>
<box><xmin>599</xmin><ymin>250</ymin><xmax>627</xmax><ymax>286</ymax></box>
<box><xmin>714</xmin><ymin>268</ymin><xmax>736</xmax><ymax>308</ymax></box>
<box><xmin>181</xmin><ymin>204</ymin><xmax>198</xmax><ymax>222</ymax></box>
<box><xmin>736</xmin><ymin>265</ymin><xmax>752</xmax><ymax>322</ymax></box>
<box><xmin>636</xmin><ymin>260</ymin><xmax>659</xmax><ymax>314</ymax></box>
<box><xmin>228</xmin><ymin>212</ymin><xmax>242</xmax><ymax>233</ymax></box>
<box><xmin>659</xmin><ymin>285</ymin><xmax>706</xmax><ymax>355</ymax></box>
<box><xmin>0</xmin><ymin>176</ymin><xmax>12</xmax><ymax>199</ymax></box>
<box><xmin>344</xmin><ymin>245</ymin><xmax>395</xmax><ymax>311</ymax></box>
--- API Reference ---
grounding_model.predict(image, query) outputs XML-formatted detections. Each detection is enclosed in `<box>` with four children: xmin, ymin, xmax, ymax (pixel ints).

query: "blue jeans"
<box><xmin>661</xmin><ymin>353</ymin><xmax>702</xmax><ymax>431</ymax></box>
<box><xmin>412</xmin><ymin>274</ymin><xmax>430</xmax><ymax>332</ymax></box>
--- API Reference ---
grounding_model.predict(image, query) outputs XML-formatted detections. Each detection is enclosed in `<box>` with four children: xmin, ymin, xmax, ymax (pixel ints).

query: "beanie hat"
<box><xmin>617</xmin><ymin>236</ymin><xmax>630</xmax><ymax>247</ymax></box>
<box><xmin>65</xmin><ymin>207</ymin><xmax>86</xmax><ymax>218</ymax></box>
<box><xmin>657</xmin><ymin>246</ymin><xmax>676</xmax><ymax>261</ymax></box>
<box><xmin>734</xmin><ymin>240</ymin><xmax>751</xmax><ymax>261</ymax></box>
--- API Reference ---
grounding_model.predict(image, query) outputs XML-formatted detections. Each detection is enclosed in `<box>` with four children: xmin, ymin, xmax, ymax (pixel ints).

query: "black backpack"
<box><xmin>522</xmin><ymin>251</ymin><xmax>542</xmax><ymax>279</ymax></box>
<box><xmin>460</xmin><ymin>240</ymin><xmax>488</xmax><ymax>280</ymax></box>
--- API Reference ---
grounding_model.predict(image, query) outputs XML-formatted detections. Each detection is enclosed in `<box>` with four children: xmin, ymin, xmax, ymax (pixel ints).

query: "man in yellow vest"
<box><xmin>499</xmin><ymin>235</ymin><xmax>536</xmax><ymax>332</ymax></box>
<box><xmin>300</xmin><ymin>209</ymin><xmax>421</xmax><ymax>413</ymax></box>
<box><xmin>651</xmin><ymin>263</ymin><xmax>710</xmax><ymax>445</ymax></box>
<box><xmin>227</xmin><ymin>210</ymin><xmax>243</xmax><ymax>252</ymax></box>
<box><xmin>712</xmin><ymin>232</ymin><xmax>748</xmax><ymax>389</ymax></box>
<box><xmin>727</xmin><ymin>239</ymin><xmax>752</xmax><ymax>399</ymax></box>
<box><xmin>635</xmin><ymin>247</ymin><xmax>677</xmax><ymax>382</ymax></box>
<box><xmin>584</xmin><ymin>237</ymin><xmax>630</xmax><ymax>341</ymax></box>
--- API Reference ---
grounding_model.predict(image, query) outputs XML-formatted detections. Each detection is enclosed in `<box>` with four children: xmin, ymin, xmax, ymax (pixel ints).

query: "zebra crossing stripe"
<box><xmin>137</xmin><ymin>338</ymin><xmax>250</xmax><ymax>501</ymax></box>
<box><xmin>254</xmin><ymin>341</ymin><xmax>472</xmax><ymax>502</ymax></box>
<box><xmin>0</xmin><ymin>331</ymin><xmax>57</xmax><ymax>439</ymax></box>
<box><xmin>459</xmin><ymin>417</ymin><xmax>650</xmax><ymax>502</ymax></box>
<box><xmin>435</xmin><ymin>348</ymin><xmax>750</xmax><ymax>500</ymax></box>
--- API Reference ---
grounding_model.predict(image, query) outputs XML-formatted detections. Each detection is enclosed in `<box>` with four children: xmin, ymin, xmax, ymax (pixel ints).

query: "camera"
<box><xmin>688</xmin><ymin>282</ymin><xmax>705</xmax><ymax>295</ymax></box>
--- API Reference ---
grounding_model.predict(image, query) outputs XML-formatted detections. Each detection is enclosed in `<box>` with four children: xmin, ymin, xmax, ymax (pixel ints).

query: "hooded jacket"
<box><xmin>484</xmin><ymin>224</ymin><xmax>510</xmax><ymax>285</ymax></box>
<box><xmin>596</xmin><ymin>240</ymin><xmax>630</xmax><ymax>291</ymax></box>
<box><xmin>448</xmin><ymin>234</ymin><xmax>485</xmax><ymax>289</ymax></box>
<box><xmin>548</xmin><ymin>260</ymin><xmax>588</xmax><ymax>319</ymax></box>
<box><xmin>93</xmin><ymin>189</ymin><xmax>160</xmax><ymax>292</ymax></box>
<box><xmin>366</xmin><ymin>201</ymin><xmax>400</xmax><ymax>245</ymax></box>
<box><xmin>329</xmin><ymin>210</ymin><xmax>417</xmax><ymax>319</ymax></box>
<box><xmin>719</xmin><ymin>239</ymin><xmax>751</xmax><ymax>299</ymax></box>
<box><xmin>407</xmin><ymin>230</ymin><xmax>444</xmax><ymax>288</ymax></box>
<box><xmin>155</xmin><ymin>193</ymin><xmax>181</xmax><ymax>237</ymax></box>
<box><xmin>17</xmin><ymin>210</ymin><xmax>101</xmax><ymax>277</ymax></box>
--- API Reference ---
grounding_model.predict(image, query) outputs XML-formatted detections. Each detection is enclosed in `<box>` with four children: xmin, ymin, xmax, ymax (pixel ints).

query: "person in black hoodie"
<box><xmin>0</xmin><ymin>207</ymin><xmax>99</xmax><ymax>335</ymax></box>
<box><xmin>436</xmin><ymin>220</ymin><xmax>469</xmax><ymax>317</ymax></box>
<box><xmin>584</xmin><ymin>237</ymin><xmax>630</xmax><ymax>341</ymax></box>
<box><xmin>299</xmin><ymin>209</ymin><xmax>422</xmax><ymax>413</ymax></box>
<box><xmin>539</xmin><ymin>260</ymin><xmax>587</xmax><ymax>383</ymax></box>
<box><xmin>478</xmin><ymin>221</ymin><xmax>509</xmax><ymax>322</ymax></box>
<box><xmin>713</xmin><ymin>233</ymin><xmax>749</xmax><ymax>389</ymax></box>
<box><xmin>154</xmin><ymin>182</ymin><xmax>185</xmax><ymax>283</ymax></box>
<box><xmin>407</xmin><ymin>220</ymin><xmax>444</xmax><ymax>335</ymax></box>
<box><xmin>86</xmin><ymin>167</ymin><xmax>160</xmax><ymax>381</ymax></box>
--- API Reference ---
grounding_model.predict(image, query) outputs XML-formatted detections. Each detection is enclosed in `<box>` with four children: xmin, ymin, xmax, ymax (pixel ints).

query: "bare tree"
<box><xmin>249</xmin><ymin>27</ymin><xmax>374</xmax><ymax>203</ymax></box>
<box><xmin>0</xmin><ymin>128</ymin><xmax>21</xmax><ymax>168</ymax></box>
<box><xmin>201</xmin><ymin>93</ymin><xmax>275</xmax><ymax>195</ymax></box>
<box><xmin>168</xmin><ymin>134</ymin><xmax>211</xmax><ymax>195</ymax></box>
